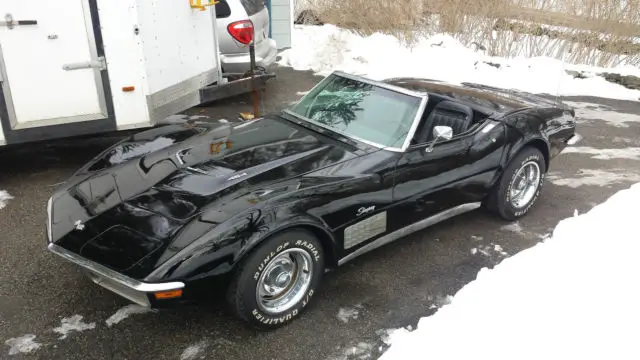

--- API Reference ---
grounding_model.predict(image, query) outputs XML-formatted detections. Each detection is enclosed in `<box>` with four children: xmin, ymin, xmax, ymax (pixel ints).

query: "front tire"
<box><xmin>226</xmin><ymin>229</ymin><xmax>325</xmax><ymax>330</ymax></box>
<box><xmin>486</xmin><ymin>146</ymin><xmax>546</xmax><ymax>221</ymax></box>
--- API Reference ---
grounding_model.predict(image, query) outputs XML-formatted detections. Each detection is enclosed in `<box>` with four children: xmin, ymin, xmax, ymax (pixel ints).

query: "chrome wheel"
<box><xmin>256</xmin><ymin>248</ymin><xmax>313</xmax><ymax>315</ymax></box>
<box><xmin>509</xmin><ymin>161</ymin><xmax>541</xmax><ymax>209</ymax></box>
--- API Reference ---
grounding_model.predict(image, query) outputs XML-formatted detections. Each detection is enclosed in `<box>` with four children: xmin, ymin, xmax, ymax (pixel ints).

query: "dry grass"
<box><xmin>294</xmin><ymin>0</ymin><xmax>640</xmax><ymax>67</ymax></box>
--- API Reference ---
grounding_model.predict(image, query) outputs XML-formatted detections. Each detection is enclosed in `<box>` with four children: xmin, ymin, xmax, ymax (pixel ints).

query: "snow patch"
<box><xmin>471</xmin><ymin>244</ymin><xmax>509</xmax><ymax>258</ymax></box>
<box><xmin>379</xmin><ymin>182</ymin><xmax>640</xmax><ymax>360</ymax></box>
<box><xmin>327</xmin><ymin>342</ymin><xmax>375</xmax><ymax>360</ymax></box>
<box><xmin>547</xmin><ymin>169</ymin><xmax>640</xmax><ymax>188</ymax></box>
<box><xmin>105</xmin><ymin>305</ymin><xmax>156</xmax><ymax>327</ymax></box>
<box><xmin>337</xmin><ymin>304</ymin><xmax>363</xmax><ymax>323</ymax></box>
<box><xmin>500</xmin><ymin>222</ymin><xmax>525</xmax><ymax>236</ymax></box>
<box><xmin>278</xmin><ymin>25</ymin><xmax>640</xmax><ymax>101</ymax></box>
<box><xmin>561</xmin><ymin>146</ymin><xmax>640</xmax><ymax>160</ymax></box>
<box><xmin>180</xmin><ymin>339</ymin><xmax>209</xmax><ymax>360</ymax></box>
<box><xmin>218</xmin><ymin>119</ymin><xmax>229</xmax><ymax>123</ymax></box>
<box><xmin>564</xmin><ymin>102</ymin><xmax>640</xmax><ymax>127</ymax></box>
<box><xmin>610</xmin><ymin>136</ymin><xmax>640</xmax><ymax>146</ymax></box>
<box><xmin>493</xmin><ymin>244</ymin><xmax>508</xmax><ymax>256</ymax></box>
<box><xmin>4</xmin><ymin>334</ymin><xmax>42</xmax><ymax>356</ymax></box>
<box><xmin>53</xmin><ymin>315</ymin><xmax>96</xmax><ymax>340</ymax></box>
<box><xmin>0</xmin><ymin>190</ymin><xmax>13</xmax><ymax>210</ymax></box>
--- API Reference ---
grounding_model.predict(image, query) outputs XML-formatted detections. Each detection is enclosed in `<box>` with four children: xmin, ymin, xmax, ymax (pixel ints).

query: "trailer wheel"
<box><xmin>226</xmin><ymin>229</ymin><xmax>324</xmax><ymax>329</ymax></box>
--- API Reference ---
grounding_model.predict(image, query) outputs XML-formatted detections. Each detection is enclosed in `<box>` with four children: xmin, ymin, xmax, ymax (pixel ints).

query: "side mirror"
<box><xmin>433</xmin><ymin>126</ymin><xmax>453</xmax><ymax>141</ymax></box>
<box><xmin>425</xmin><ymin>126</ymin><xmax>453</xmax><ymax>153</ymax></box>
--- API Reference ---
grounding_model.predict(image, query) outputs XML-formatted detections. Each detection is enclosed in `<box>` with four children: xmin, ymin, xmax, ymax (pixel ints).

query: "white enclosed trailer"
<box><xmin>0</xmin><ymin>0</ymin><xmax>274</xmax><ymax>146</ymax></box>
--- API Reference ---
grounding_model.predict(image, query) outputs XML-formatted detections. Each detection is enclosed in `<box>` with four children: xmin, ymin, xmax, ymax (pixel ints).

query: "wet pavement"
<box><xmin>1</xmin><ymin>65</ymin><xmax>639</xmax><ymax>360</ymax></box>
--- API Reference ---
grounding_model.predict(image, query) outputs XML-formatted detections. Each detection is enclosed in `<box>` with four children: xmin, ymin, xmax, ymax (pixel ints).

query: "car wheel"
<box><xmin>226</xmin><ymin>229</ymin><xmax>324</xmax><ymax>329</ymax></box>
<box><xmin>486</xmin><ymin>146</ymin><xmax>546</xmax><ymax>221</ymax></box>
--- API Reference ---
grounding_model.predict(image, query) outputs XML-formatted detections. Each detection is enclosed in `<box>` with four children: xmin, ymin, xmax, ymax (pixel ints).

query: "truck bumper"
<box><xmin>200</xmin><ymin>72</ymin><xmax>276</xmax><ymax>104</ymax></box>
<box><xmin>220</xmin><ymin>39</ymin><xmax>278</xmax><ymax>74</ymax></box>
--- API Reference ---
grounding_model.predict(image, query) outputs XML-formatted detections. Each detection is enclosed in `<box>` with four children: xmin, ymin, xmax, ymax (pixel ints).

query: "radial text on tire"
<box><xmin>226</xmin><ymin>229</ymin><xmax>325</xmax><ymax>329</ymax></box>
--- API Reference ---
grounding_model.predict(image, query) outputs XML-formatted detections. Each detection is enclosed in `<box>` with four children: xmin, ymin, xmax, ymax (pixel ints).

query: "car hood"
<box><xmin>48</xmin><ymin>116</ymin><xmax>363</xmax><ymax>278</ymax></box>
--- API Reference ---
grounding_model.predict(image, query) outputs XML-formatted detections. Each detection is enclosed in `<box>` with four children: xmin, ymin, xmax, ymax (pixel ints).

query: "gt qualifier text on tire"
<box><xmin>226</xmin><ymin>229</ymin><xmax>325</xmax><ymax>329</ymax></box>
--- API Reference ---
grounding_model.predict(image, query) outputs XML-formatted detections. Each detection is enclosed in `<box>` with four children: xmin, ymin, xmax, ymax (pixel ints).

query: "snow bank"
<box><xmin>278</xmin><ymin>25</ymin><xmax>640</xmax><ymax>101</ymax></box>
<box><xmin>379</xmin><ymin>182</ymin><xmax>640</xmax><ymax>360</ymax></box>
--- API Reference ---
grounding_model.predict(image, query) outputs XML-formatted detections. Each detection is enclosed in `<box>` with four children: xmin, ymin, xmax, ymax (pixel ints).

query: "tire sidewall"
<box><xmin>501</xmin><ymin>149</ymin><xmax>546</xmax><ymax>218</ymax></box>
<box><xmin>236</xmin><ymin>230</ymin><xmax>324</xmax><ymax>328</ymax></box>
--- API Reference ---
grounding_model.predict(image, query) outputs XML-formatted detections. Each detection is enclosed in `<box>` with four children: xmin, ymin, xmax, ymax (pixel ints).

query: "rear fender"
<box><xmin>499</xmin><ymin>107</ymin><xmax>576</xmax><ymax>173</ymax></box>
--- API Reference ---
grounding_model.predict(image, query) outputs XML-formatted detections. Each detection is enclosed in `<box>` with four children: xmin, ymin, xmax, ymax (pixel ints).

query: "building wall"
<box><xmin>269</xmin><ymin>0</ymin><xmax>293</xmax><ymax>49</ymax></box>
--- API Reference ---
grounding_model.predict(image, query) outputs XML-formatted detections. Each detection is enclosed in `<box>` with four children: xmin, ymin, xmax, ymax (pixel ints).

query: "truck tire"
<box><xmin>226</xmin><ymin>229</ymin><xmax>324</xmax><ymax>329</ymax></box>
<box><xmin>486</xmin><ymin>146</ymin><xmax>546</xmax><ymax>221</ymax></box>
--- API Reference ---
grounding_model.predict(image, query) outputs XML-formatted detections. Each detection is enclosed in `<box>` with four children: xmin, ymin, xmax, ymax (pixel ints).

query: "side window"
<box><xmin>241</xmin><ymin>0</ymin><xmax>266</xmax><ymax>16</ymax></box>
<box><xmin>216</xmin><ymin>0</ymin><xmax>231</xmax><ymax>18</ymax></box>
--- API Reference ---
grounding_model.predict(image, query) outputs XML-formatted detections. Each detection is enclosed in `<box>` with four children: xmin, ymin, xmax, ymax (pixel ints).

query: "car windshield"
<box><xmin>286</xmin><ymin>73</ymin><xmax>423</xmax><ymax>149</ymax></box>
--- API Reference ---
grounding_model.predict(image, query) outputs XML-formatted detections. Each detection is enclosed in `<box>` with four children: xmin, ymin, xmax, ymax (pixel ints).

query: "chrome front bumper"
<box><xmin>567</xmin><ymin>133</ymin><xmax>583</xmax><ymax>145</ymax></box>
<box><xmin>47</xmin><ymin>243</ymin><xmax>184</xmax><ymax>307</ymax></box>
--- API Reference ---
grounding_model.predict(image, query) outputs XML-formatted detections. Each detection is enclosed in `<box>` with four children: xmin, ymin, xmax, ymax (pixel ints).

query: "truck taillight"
<box><xmin>227</xmin><ymin>20</ymin><xmax>254</xmax><ymax>45</ymax></box>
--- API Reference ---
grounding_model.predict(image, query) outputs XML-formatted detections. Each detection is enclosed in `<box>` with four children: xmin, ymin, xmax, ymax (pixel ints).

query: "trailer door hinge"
<box><xmin>62</xmin><ymin>56</ymin><xmax>106</xmax><ymax>71</ymax></box>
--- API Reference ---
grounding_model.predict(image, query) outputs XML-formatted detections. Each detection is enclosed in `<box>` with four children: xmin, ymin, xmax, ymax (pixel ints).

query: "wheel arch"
<box><xmin>295</xmin><ymin>224</ymin><xmax>338</xmax><ymax>269</ymax></box>
<box><xmin>237</xmin><ymin>221</ymin><xmax>339</xmax><ymax>271</ymax></box>
<box><xmin>506</xmin><ymin>137</ymin><xmax>550</xmax><ymax>173</ymax></box>
<box><xmin>525</xmin><ymin>138</ymin><xmax>550</xmax><ymax>172</ymax></box>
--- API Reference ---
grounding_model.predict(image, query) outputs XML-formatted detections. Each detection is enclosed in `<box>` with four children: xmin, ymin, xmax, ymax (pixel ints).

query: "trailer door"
<box><xmin>0</xmin><ymin>0</ymin><xmax>113</xmax><ymax>144</ymax></box>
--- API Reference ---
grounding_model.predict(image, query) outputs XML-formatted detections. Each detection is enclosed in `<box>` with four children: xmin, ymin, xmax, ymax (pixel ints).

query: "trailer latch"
<box><xmin>190</xmin><ymin>0</ymin><xmax>219</xmax><ymax>11</ymax></box>
<box><xmin>1</xmin><ymin>13</ymin><xmax>38</xmax><ymax>30</ymax></box>
<box><xmin>62</xmin><ymin>56</ymin><xmax>107</xmax><ymax>71</ymax></box>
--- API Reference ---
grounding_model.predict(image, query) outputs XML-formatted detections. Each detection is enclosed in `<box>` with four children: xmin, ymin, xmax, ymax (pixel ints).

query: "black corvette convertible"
<box><xmin>46</xmin><ymin>71</ymin><xmax>580</xmax><ymax>329</ymax></box>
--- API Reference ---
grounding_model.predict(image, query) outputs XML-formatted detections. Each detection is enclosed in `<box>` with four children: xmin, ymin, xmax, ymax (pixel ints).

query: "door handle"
<box><xmin>63</xmin><ymin>56</ymin><xmax>107</xmax><ymax>71</ymax></box>
<box><xmin>0</xmin><ymin>14</ymin><xmax>38</xmax><ymax>30</ymax></box>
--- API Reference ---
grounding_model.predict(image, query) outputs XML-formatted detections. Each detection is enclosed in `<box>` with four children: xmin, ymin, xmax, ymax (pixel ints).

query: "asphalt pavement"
<box><xmin>1</xmin><ymin>66</ymin><xmax>639</xmax><ymax>360</ymax></box>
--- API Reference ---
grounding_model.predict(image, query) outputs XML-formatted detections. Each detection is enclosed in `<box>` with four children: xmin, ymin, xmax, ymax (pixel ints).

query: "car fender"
<box><xmin>500</xmin><ymin>110</ymin><xmax>553</xmax><ymax>170</ymax></box>
<box><xmin>483</xmin><ymin>124</ymin><xmax>550</xmax><ymax>191</ymax></box>
<box><xmin>144</xmin><ymin>202</ymin><xmax>336</xmax><ymax>283</ymax></box>
<box><xmin>505</xmin><ymin>135</ymin><xmax>551</xmax><ymax>168</ymax></box>
<box><xmin>237</xmin><ymin>214</ymin><xmax>337</xmax><ymax>267</ymax></box>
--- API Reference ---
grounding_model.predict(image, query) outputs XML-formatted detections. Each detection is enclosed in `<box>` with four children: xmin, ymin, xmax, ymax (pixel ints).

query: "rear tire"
<box><xmin>226</xmin><ymin>229</ymin><xmax>324</xmax><ymax>330</ymax></box>
<box><xmin>485</xmin><ymin>146</ymin><xmax>546</xmax><ymax>221</ymax></box>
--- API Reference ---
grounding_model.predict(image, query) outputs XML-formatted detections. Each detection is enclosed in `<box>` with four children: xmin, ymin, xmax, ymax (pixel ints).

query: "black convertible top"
<box><xmin>383</xmin><ymin>77</ymin><xmax>565</xmax><ymax>116</ymax></box>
